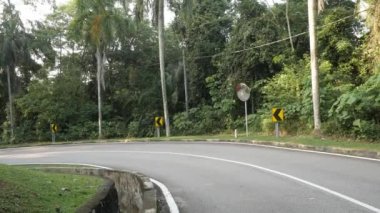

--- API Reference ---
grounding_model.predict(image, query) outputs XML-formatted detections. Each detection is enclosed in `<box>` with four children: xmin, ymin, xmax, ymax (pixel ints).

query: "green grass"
<box><xmin>129</xmin><ymin>133</ymin><xmax>380</xmax><ymax>152</ymax></box>
<box><xmin>0</xmin><ymin>164</ymin><xmax>104</xmax><ymax>212</ymax></box>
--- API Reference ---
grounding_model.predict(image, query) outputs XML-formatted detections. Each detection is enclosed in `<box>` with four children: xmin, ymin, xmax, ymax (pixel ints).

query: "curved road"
<box><xmin>0</xmin><ymin>142</ymin><xmax>380</xmax><ymax>213</ymax></box>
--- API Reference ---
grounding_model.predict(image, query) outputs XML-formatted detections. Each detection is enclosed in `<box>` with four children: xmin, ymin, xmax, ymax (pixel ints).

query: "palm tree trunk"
<box><xmin>158</xmin><ymin>0</ymin><xmax>170</xmax><ymax>137</ymax></box>
<box><xmin>96</xmin><ymin>47</ymin><xmax>103</xmax><ymax>138</ymax></box>
<box><xmin>286</xmin><ymin>0</ymin><xmax>294</xmax><ymax>51</ymax></box>
<box><xmin>6</xmin><ymin>66</ymin><xmax>14</xmax><ymax>142</ymax></box>
<box><xmin>308</xmin><ymin>0</ymin><xmax>321</xmax><ymax>135</ymax></box>
<box><xmin>182</xmin><ymin>48</ymin><xmax>189</xmax><ymax>117</ymax></box>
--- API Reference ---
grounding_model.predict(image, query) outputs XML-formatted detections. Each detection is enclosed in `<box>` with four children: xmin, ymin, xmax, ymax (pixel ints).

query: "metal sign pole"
<box><xmin>52</xmin><ymin>132</ymin><xmax>56</xmax><ymax>144</ymax></box>
<box><xmin>236</xmin><ymin>83</ymin><xmax>251</xmax><ymax>137</ymax></box>
<box><xmin>245</xmin><ymin>101</ymin><xmax>248</xmax><ymax>137</ymax></box>
<box><xmin>275</xmin><ymin>122</ymin><xmax>280</xmax><ymax>137</ymax></box>
<box><xmin>157</xmin><ymin>127</ymin><xmax>160</xmax><ymax>138</ymax></box>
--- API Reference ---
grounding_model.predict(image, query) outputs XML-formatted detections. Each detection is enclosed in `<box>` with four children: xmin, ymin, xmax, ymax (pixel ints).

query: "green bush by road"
<box><xmin>0</xmin><ymin>164</ymin><xmax>103</xmax><ymax>212</ymax></box>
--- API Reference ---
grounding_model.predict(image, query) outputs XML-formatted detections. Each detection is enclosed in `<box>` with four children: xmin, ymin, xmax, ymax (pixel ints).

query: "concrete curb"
<box><xmin>124</xmin><ymin>138</ymin><xmax>380</xmax><ymax>160</ymax></box>
<box><xmin>36</xmin><ymin>166</ymin><xmax>157</xmax><ymax>213</ymax></box>
<box><xmin>76</xmin><ymin>179</ymin><xmax>118</xmax><ymax>213</ymax></box>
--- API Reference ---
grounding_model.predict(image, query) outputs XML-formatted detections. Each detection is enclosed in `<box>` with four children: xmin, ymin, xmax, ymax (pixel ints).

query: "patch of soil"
<box><xmin>0</xmin><ymin>180</ymin><xmax>9</xmax><ymax>189</ymax></box>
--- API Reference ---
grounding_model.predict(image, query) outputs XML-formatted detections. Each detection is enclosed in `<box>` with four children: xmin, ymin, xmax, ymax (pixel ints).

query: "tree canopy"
<box><xmin>0</xmin><ymin>0</ymin><xmax>379</xmax><ymax>143</ymax></box>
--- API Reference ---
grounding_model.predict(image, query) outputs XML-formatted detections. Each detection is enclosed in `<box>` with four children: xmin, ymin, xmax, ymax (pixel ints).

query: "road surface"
<box><xmin>0</xmin><ymin>142</ymin><xmax>379</xmax><ymax>213</ymax></box>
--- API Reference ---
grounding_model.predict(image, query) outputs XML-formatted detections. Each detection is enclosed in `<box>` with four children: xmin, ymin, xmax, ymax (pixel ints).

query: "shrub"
<box><xmin>330</xmin><ymin>74</ymin><xmax>380</xmax><ymax>140</ymax></box>
<box><xmin>173</xmin><ymin>105</ymin><xmax>225</xmax><ymax>135</ymax></box>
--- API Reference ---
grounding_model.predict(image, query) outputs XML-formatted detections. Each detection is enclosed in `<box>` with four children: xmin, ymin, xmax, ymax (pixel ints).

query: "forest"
<box><xmin>0</xmin><ymin>0</ymin><xmax>379</xmax><ymax>143</ymax></box>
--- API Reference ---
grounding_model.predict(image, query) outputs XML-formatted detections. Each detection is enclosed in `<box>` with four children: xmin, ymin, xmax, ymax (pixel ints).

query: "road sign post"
<box><xmin>272</xmin><ymin>108</ymin><xmax>284</xmax><ymax>138</ymax></box>
<box><xmin>51</xmin><ymin>123</ymin><xmax>58</xmax><ymax>143</ymax></box>
<box><xmin>155</xmin><ymin>117</ymin><xmax>164</xmax><ymax>138</ymax></box>
<box><xmin>236</xmin><ymin>83</ymin><xmax>251</xmax><ymax>137</ymax></box>
<box><xmin>52</xmin><ymin>133</ymin><xmax>56</xmax><ymax>143</ymax></box>
<box><xmin>245</xmin><ymin>101</ymin><xmax>248</xmax><ymax>137</ymax></box>
<box><xmin>156</xmin><ymin>128</ymin><xmax>160</xmax><ymax>138</ymax></box>
<box><xmin>275</xmin><ymin>122</ymin><xmax>280</xmax><ymax>137</ymax></box>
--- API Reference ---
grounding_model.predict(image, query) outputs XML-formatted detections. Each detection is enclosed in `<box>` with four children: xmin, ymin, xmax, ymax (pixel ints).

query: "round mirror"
<box><xmin>236</xmin><ymin>83</ymin><xmax>251</xmax><ymax>102</ymax></box>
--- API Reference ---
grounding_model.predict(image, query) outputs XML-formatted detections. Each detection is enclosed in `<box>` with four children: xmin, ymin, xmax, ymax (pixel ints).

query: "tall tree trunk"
<box><xmin>6</xmin><ymin>66</ymin><xmax>14</xmax><ymax>142</ymax></box>
<box><xmin>158</xmin><ymin>0</ymin><xmax>170</xmax><ymax>137</ymax></box>
<box><xmin>182</xmin><ymin>48</ymin><xmax>189</xmax><ymax>117</ymax></box>
<box><xmin>286</xmin><ymin>0</ymin><xmax>294</xmax><ymax>51</ymax></box>
<box><xmin>96</xmin><ymin>47</ymin><xmax>103</xmax><ymax>138</ymax></box>
<box><xmin>308</xmin><ymin>0</ymin><xmax>321</xmax><ymax>135</ymax></box>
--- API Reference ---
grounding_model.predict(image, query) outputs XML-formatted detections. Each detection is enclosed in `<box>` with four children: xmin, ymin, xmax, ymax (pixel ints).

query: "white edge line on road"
<box><xmin>12</xmin><ymin>151</ymin><xmax>377</xmax><ymax>212</ymax></box>
<box><xmin>144</xmin><ymin>151</ymin><xmax>380</xmax><ymax>213</ymax></box>
<box><xmin>10</xmin><ymin>162</ymin><xmax>179</xmax><ymax>213</ymax></box>
<box><xmin>172</xmin><ymin>141</ymin><xmax>380</xmax><ymax>162</ymax></box>
<box><xmin>3</xmin><ymin>141</ymin><xmax>380</xmax><ymax>162</ymax></box>
<box><xmin>69</xmin><ymin>150</ymin><xmax>379</xmax><ymax>213</ymax></box>
<box><xmin>123</xmin><ymin>140</ymin><xmax>380</xmax><ymax>162</ymax></box>
<box><xmin>150</xmin><ymin>178</ymin><xmax>180</xmax><ymax>213</ymax></box>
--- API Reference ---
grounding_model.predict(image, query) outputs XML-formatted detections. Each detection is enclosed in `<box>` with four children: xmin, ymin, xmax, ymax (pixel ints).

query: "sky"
<box><xmin>9</xmin><ymin>0</ymin><xmax>67</xmax><ymax>23</ymax></box>
<box><xmin>7</xmin><ymin>0</ymin><xmax>175</xmax><ymax>26</ymax></box>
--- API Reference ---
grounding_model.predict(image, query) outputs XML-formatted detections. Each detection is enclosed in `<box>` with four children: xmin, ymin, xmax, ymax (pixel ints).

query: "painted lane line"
<box><xmin>150</xmin><ymin>178</ymin><xmax>180</xmax><ymax>213</ymax></box>
<box><xmin>3</xmin><ymin>150</ymin><xmax>380</xmax><ymax>212</ymax></box>
<box><xmin>2</xmin><ymin>141</ymin><xmax>380</xmax><ymax>162</ymax></box>
<box><xmin>135</xmin><ymin>151</ymin><xmax>380</xmax><ymax>213</ymax></box>
<box><xmin>73</xmin><ymin>150</ymin><xmax>380</xmax><ymax>213</ymax></box>
<box><xmin>207</xmin><ymin>141</ymin><xmax>380</xmax><ymax>162</ymax></box>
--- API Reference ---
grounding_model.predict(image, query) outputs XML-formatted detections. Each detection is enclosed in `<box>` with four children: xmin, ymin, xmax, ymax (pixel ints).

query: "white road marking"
<box><xmin>2</xmin><ymin>149</ymin><xmax>380</xmax><ymax>212</ymax></box>
<box><xmin>2</xmin><ymin>141</ymin><xmax>380</xmax><ymax>162</ymax></box>
<box><xmin>132</xmin><ymin>151</ymin><xmax>380</xmax><ymax>212</ymax></box>
<box><xmin>31</xmin><ymin>150</ymin><xmax>378</xmax><ymax>213</ymax></box>
<box><xmin>209</xmin><ymin>141</ymin><xmax>380</xmax><ymax>162</ymax></box>
<box><xmin>150</xmin><ymin>178</ymin><xmax>180</xmax><ymax>213</ymax></box>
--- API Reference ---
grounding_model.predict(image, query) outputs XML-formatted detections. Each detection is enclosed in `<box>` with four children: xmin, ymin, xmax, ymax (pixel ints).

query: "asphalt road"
<box><xmin>1</xmin><ymin>142</ymin><xmax>380</xmax><ymax>213</ymax></box>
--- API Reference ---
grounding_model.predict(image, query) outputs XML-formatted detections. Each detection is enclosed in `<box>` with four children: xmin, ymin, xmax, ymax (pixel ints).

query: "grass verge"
<box><xmin>0</xmin><ymin>164</ymin><xmax>103</xmax><ymax>212</ymax></box>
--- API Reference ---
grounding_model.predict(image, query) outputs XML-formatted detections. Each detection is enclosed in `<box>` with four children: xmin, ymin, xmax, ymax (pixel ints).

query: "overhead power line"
<box><xmin>193</xmin><ymin>8</ymin><xmax>369</xmax><ymax>60</ymax></box>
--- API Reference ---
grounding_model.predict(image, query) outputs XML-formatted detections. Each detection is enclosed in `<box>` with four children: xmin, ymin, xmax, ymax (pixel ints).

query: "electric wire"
<box><xmin>193</xmin><ymin>8</ymin><xmax>369</xmax><ymax>60</ymax></box>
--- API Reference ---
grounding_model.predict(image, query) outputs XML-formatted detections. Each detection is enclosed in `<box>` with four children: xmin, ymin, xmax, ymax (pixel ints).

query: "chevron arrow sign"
<box><xmin>272</xmin><ymin>108</ymin><xmax>285</xmax><ymax>122</ymax></box>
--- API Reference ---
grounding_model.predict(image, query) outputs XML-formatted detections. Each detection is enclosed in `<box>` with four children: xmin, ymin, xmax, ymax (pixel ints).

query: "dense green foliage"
<box><xmin>0</xmin><ymin>0</ymin><xmax>379</xmax><ymax>143</ymax></box>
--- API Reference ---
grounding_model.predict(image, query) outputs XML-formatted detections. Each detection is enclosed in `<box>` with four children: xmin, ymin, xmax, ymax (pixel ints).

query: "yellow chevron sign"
<box><xmin>155</xmin><ymin>117</ymin><xmax>164</xmax><ymax>128</ymax></box>
<box><xmin>272</xmin><ymin>108</ymin><xmax>285</xmax><ymax>122</ymax></box>
<box><xmin>51</xmin><ymin>123</ymin><xmax>58</xmax><ymax>133</ymax></box>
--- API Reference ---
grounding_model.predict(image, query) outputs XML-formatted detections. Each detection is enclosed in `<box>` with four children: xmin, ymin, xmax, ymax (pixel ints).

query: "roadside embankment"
<box><xmin>37</xmin><ymin>166</ymin><xmax>157</xmax><ymax>213</ymax></box>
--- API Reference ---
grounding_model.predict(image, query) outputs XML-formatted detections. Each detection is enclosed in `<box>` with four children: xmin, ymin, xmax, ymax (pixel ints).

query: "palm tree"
<box><xmin>71</xmin><ymin>0</ymin><xmax>126</xmax><ymax>138</ymax></box>
<box><xmin>157</xmin><ymin>0</ymin><xmax>171</xmax><ymax>136</ymax></box>
<box><xmin>285</xmin><ymin>0</ymin><xmax>294</xmax><ymax>51</ymax></box>
<box><xmin>134</xmin><ymin>0</ymin><xmax>195</xmax><ymax>137</ymax></box>
<box><xmin>0</xmin><ymin>1</ymin><xmax>30</xmax><ymax>142</ymax></box>
<box><xmin>307</xmin><ymin>0</ymin><xmax>324</xmax><ymax>135</ymax></box>
<box><xmin>366</xmin><ymin>0</ymin><xmax>380</xmax><ymax>64</ymax></box>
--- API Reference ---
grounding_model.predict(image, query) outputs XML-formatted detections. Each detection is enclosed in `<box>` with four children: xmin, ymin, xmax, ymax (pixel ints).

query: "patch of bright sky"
<box><xmin>8</xmin><ymin>0</ymin><xmax>175</xmax><ymax>27</ymax></box>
